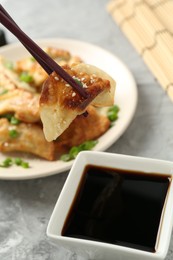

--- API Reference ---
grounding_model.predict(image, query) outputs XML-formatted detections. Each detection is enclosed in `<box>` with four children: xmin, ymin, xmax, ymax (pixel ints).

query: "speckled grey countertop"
<box><xmin>0</xmin><ymin>0</ymin><xmax>173</xmax><ymax>259</ymax></box>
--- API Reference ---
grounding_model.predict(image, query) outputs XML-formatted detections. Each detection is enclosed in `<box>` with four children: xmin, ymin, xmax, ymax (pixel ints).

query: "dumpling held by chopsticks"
<box><xmin>39</xmin><ymin>63</ymin><xmax>116</xmax><ymax>142</ymax></box>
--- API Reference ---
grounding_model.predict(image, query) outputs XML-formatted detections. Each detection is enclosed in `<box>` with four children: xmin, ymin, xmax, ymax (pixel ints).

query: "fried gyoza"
<box><xmin>55</xmin><ymin>106</ymin><xmax>110</xmax><ymax>155</ymax></box>
<box><xmin>0</xmin><ymin>88</ymin><xmax>40</xmax><ymax>123</ymax></box>
<box><xmin>0</xmin><ymin>57</ymin><xmax>40</xmax><ymax>123</ymax></box>
<box><xmin>43</xmin><ymin>47</ymin><xmax>82</xmax><ymax>66</ymax></box>
<box><xmin>0</xmin><ymin>118</ymin><xmax>54</xmax><ymax>160</ymax></box>
<box><xmin>40</xmin><ymin>63</ymin><xmax>115</xmax><ymax>142</ymax></box>
<box><xmin>0</xmin><ymin>56</ymin><xmax>35</xmax><ymax>93</ymax></box>
<box><xmin>15</xmin><ymin>47</ymin><xmax>82</xmax><ymax>88</ymax></box>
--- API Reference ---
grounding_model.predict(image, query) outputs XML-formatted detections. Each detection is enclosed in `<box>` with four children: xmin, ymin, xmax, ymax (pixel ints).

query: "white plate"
<box><xmin>0</xmin><ymin>38</ymin><xmax>138</xmax><ymax>180</ymax></box>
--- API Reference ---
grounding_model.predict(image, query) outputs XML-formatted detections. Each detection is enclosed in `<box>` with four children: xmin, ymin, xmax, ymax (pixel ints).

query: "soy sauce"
<box><xmin>62</xmin><ymin>165</ymin><xmax>171</xmax><ymax>252</ymax></box>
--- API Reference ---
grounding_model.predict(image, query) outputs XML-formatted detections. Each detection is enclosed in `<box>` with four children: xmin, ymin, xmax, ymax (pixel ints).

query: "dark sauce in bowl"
<box><xmin>62</xmin><ymin>165</ymin><xmax>171</xmax><ymax>252</ymax></box>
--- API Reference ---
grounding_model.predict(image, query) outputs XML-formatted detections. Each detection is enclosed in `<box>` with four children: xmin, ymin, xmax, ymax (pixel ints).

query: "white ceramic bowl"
<box><xmin>47</xmin><ymin>152</ymin><xmax>173</xmax><ymax>260</ymax></box>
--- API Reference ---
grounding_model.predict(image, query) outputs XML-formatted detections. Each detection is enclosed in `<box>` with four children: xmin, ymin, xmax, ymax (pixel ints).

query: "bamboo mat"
<box><xmin>107</xmin><ymin>0</ymin><xmax>173</xmax><ymax>102</ymax></box>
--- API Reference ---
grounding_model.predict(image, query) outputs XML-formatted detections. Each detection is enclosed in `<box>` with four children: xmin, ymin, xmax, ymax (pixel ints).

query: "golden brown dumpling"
<box><xmin>39</xmin><ymin>63</ymin><xmax>116</xmax><ymax>142</ymax></box>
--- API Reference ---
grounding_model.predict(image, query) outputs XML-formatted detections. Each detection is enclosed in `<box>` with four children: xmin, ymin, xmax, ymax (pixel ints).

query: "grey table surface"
<box><xmin>0</xmin><ymin>0</ymin><xmax>173</xmax><ymax>259</ymax></box>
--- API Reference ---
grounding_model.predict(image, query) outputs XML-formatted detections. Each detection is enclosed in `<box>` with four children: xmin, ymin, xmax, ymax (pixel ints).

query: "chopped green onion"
<box><xmin>14</xmin><ymin>158</ymin><xmax>23</xmax><ymax>166</ymax></box>
<box><xmin>9</xmin><ymin>129</ymin><xmax>19</xmax><ymax>138</ymax></box>
<box><xmin>0</xmin><ymin>157</ymin><xmax>13</xmax><ymax>167</ymax></box>
<box><xmin>107</xmin><ymin>105</ymin><xmax>120</xmax><ymax>122</ymax></box>
<box><xmin>60</xmin><ymin>154</ymin><xmax>72</xmax><ymax>162</ymax></box>
<box><xmin>10</xmin><ymin>116</ymin><xmax>20</xmax><ymax>125</ymax></box>
<box><xmin>0</xmin><ymin>157</ymin><xmax>30</xmax><ymax>168</ymax></box>
<box><xmin>0</xmin><ymin>114</ymin><xmax>20</xmax><ymax>125</ymax></box>
<box><xmin>30</xmin><ymin>56</ymin><xmax>35</xmax><ymax>62</ymax></box>
<box><xmin>69</xmin><ymin>146</ymin><xmax>80</xmax><ymax>159</ymax></box>
<box><xmin>19</xmin><ymin>72</ymin><xmax>33</xmax><ymax>83</ymax></box>
<box><xmin>4</xmin><ymin>61</ymin><xmax>14</xmax><ymax>70</ymax></box>
<box><xmin>74</xmin><ymin>78</ymin><xmax>83</xmax><ymax>87</ymax></box>
<box><xmin>14</xmin><ymin>158</ymin><xmax>29</xmax><ymax>168</ymax></box>
<box><xmin>79</xmin><ymin>140</ymin><xmax>98</xmax><ymax>151</ymax></box>
<box><xmin>108</xmin><ymin>112</ymin><xmax>118</xmax><ymax>122</ymax></box>
<box><xmin>21</xmin><ymin>161</ymin><xmax>29</xmax><ymax>168</ymax></box>
<box><xmin>60</xmin><ymin>140</ymin><xmax>98</xmax><ymax>162</ymax></box>
<box><xmin>0</xmin><ymin>89</ymin><xmax>8</xmax><ymax>95</ymax></box>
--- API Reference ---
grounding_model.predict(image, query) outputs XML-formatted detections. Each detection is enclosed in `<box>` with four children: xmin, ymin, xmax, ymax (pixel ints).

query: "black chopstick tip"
<box><xmin>0</xmin><ymin>29</ymin><xmax>7</xmax><ymax>46</ymax></box>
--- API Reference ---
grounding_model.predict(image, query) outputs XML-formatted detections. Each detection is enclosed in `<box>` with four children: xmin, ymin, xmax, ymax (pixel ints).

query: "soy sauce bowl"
<box><xmin>47</xmin><ymin>152</ymin><xmax>173</xmax><ymax>260</ymax></box>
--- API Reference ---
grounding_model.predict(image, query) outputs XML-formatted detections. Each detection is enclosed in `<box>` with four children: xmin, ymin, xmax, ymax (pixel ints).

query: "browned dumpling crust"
<box><xmin>40</xmin><ymin>66</ymin><xmax>110</xmax><ymax>110</ymax></box>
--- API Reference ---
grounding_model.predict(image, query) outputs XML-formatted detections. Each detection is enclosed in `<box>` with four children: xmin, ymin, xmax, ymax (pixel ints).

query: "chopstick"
<box><xmin>0</xmin><ymin>5</ymin><xmax>88</xmax><ymax>99</ymax></box>
<box><xmin>0</xmin><ymin>5</ymin><xmax>52</xmax><ymax>75</ymax></box>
